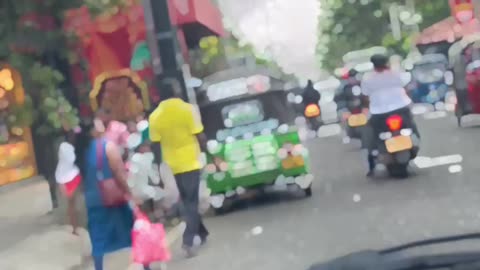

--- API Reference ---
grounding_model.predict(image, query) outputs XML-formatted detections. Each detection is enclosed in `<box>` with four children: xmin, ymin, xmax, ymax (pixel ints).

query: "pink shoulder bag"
<box><xmin>96</xmin><ymin>140</ymin><xmax>127</xmax><ymax>207</ymax></box>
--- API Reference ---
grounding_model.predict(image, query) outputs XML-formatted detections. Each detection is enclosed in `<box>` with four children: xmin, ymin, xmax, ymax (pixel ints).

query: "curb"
<box><xmin>0</xmin><ymin>176</ymin><xmax>45</xmax><ymax>195</ymax></box>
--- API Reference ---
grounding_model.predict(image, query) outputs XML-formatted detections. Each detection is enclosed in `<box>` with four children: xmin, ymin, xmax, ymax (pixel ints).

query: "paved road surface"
<box><xmin>2</xmin><ymin>111</ymin><xmax>480</xmax><ymax>270</ymax></box>
<box><xmin>169</xmin><ymin>112</ymin><xmax>480</xmax><ymax>270</ymax></box>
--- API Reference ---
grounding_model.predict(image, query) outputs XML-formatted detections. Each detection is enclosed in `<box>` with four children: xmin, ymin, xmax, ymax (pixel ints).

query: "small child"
<box><xmin>55</xmin><ymin>129</ymin><xmax>82</xmax><ymax>235</ymax></box>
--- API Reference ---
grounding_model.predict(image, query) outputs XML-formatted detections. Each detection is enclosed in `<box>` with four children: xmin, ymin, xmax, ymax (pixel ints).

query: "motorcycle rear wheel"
<box><xmin>387</xmin><ymin>163</ymin><xmax>409</xmax><ymax>179</ymax></box>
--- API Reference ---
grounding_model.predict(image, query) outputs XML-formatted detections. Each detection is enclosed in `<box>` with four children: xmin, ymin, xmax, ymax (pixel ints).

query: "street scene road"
<box><xmin>168</xmin><ymin>111</ymin><xmax>480</xmax><ymax>270</ymax></box>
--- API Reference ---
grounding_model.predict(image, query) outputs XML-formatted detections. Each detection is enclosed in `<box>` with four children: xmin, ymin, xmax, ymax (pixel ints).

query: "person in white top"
<box><xmin>361</xmin><ymin>54</ymin><xmax>419</xmax><ymax>176</ymax></box>
<box><xmin>361</xmin><ymin>56</ymin><xmax>412</xmax><ymax>114</ymax></box>
<box><xmin>55</xmin><ymin>129</ymin><xmax>82</xmax><ymax>234</ymax></box>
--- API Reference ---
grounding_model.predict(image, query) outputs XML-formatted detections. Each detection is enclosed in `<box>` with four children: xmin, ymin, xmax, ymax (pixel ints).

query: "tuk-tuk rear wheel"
<box><xmin>213</xmin><ymin>198</ymin><xmax>234</xmax><ymax>216</ymax></box>
<box><xmin>457</xmin><ymin>116</ymin><xmax>462</xmax><ymax>127</ymax></box>
<box><xmin>305</xmin><ymin>186</ymin><xmax>312</xmax><ymax>197</ymax></box>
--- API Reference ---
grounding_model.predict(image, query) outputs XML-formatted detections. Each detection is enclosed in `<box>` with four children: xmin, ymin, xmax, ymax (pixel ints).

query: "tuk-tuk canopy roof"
<box><xmin>342</xmin><ymin>47</ymin><xmax>387</xmax><ymax>67</ymax></box>
<box><xmin>416</xmin><ymin>17</ymin><xmax>480</xmax><ymax>45</ymax></box>
<box><xmin>202</xmin><ymin>66</ymin><xmax>283</xmax><ymax>88</ymax></box>
<box><xmin>198</xmin><ymin>67</ymin><xmax>286</xmax><ymax>105</ymax></box>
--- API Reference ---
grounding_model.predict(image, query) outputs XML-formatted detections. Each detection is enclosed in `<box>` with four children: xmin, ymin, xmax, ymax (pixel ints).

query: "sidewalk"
<box><xmin>0</xmin><ymin>178</ymin><xmax>185</xmax><ymax>270</ymax></box>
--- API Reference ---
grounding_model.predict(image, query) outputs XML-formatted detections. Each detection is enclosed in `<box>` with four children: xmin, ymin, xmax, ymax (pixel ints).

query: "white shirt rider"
<box><xmin>361</xmin><ymin>69</ymin><xmax>412</xmax><ymax>115</ymax></box>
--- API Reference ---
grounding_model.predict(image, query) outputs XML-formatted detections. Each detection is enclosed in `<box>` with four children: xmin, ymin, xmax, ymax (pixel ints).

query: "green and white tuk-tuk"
<box><xmin>197</xmin><ymin>68</ymin><xmax>314</xmax><ymax>213</ymax></box>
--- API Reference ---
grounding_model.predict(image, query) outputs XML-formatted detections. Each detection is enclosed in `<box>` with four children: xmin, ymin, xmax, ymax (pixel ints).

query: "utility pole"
<box><xmin>389</xmin><ymin>3</ymin><xmax>402</xmax><ymax>41</ymax></box>
<box><xmin>142</xmin><ymin>0</ymin><xmax>189</xmax><ymax>101</ymax></box>
<box><xmin>405</xmin><ymin>0</ymin><xmax>419</xmax><ymax>33</ymax></box>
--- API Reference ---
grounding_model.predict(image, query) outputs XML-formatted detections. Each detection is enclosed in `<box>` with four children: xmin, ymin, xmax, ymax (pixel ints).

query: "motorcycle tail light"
<box><xmin>304</xmin><ymin>104</ymin><xmax>320</xmax><ymax>118</ymax></box>
<box><xmin>386</xmin><ymin>115</ymin><xmax>403</xmax><ymax>132</ymax></box>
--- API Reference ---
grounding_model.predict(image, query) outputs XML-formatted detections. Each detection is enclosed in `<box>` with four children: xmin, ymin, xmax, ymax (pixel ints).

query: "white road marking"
<box><xmin>317</xmin><ymin>124</ymin><xmax>341</xmax><ymax>138</ymax></box>
<box><xmin>251</xmin><ymin>226</ymin><xmax>263</xmax><ymax>236</ymax></box>
<box><xmin>413</xmin><ymin>154</ymin><xmax>463</xmax><ymax>169</ymax></box>
<box><xmin>423</xmin><ymin>111</ymin><xmax>447</xmax><ymax>120</ymax></box>
<box><xmin>448</xmin><ymin>165</ymin><xmax>463</xmax><ymax>174</ymax></box>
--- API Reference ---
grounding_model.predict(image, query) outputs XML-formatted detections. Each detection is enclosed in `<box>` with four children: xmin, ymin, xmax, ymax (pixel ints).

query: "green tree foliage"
<box><xmin>190</xmin><ymin>35</ymin><xmax>286</xmax><ymax>78</ymax></box>
<box><xmin>317</xmin><ymin>0</ymin><xmax>450</xmax><ymax>71</ymax></box>
<box><xmin>418</xmin><ymin>1</ymin><xmax>451</xmax><ymax>29</ymax></box>
<box><xmin>0</xmin><ymin>0</ymin><xmax>82</xmax><ymax>135</ymax></box>
<box><xmin>31</xmin><ymin>63</ymin><xmax>80</xmax><ymax>135</ymax></box>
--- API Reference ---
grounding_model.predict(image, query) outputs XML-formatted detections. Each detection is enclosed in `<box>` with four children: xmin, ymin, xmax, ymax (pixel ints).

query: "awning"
<box><xmin>168</xmin><ymin>0</ymin><xmax>225</xmax><ymax>37</ymax></box>
<box><xmin>64</xmin><ymin>1</ymin><xmax>224</xmax><ymax>47</ymax></box>
<box><xmin>63</xmin><ymin>1</ymin><xmax>225</xmax><ymax>81</ymax></box>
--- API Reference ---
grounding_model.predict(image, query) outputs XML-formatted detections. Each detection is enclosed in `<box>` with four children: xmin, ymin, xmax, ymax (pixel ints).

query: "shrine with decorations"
<box><xmin>0</xmin><ymin>64</ymin><xmax>37</xmax><ymax>185</ymax></box>
<box><xmin>63</xmin><ymin>0</ymin><xmax>225</xmax><ymax>121</ymax></box>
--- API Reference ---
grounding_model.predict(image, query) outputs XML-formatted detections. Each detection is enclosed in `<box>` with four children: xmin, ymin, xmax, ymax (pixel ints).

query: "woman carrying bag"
<box><xmin>82</xmin><ymin>116</ymin><xmax>152</xmax><ymax>270</ymax></box>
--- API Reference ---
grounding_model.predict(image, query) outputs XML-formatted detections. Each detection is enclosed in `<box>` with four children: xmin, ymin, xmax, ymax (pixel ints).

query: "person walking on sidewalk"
<box><xmin>55</xmin><ymin>129</ymin><xmax>82</xmax><ymax>235</ymax></box>
<box><xmin>82</xmin><ymin>115</ymin><xmax>152</xmax><ymax>270</ymax></box>
<box><xmin>149</xmin><ymin>78</ymin><xmax>209</xmax><ymax>258</ymax></box>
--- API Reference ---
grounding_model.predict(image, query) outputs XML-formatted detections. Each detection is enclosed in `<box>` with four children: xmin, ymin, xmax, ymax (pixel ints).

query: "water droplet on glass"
<box><xmin>251</xmin><ymin>226</ymin><xmax>263</xmax><ymax>236</ymax></box>
<box><xmin>448</xmin><ymin>164</ymin><xmax>462</xmax><ymax>174</ymax></box>
<box><xmin>236</xmin><ymin>186</ymin><xmax>246</xmax><ymax>195</ymax></box>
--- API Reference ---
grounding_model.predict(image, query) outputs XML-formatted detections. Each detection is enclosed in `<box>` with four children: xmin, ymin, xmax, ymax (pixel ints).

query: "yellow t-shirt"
<box><xmin>148</xmin><ymin>98</ymin><xmax>204</xmax><ymax>174</ymax></box>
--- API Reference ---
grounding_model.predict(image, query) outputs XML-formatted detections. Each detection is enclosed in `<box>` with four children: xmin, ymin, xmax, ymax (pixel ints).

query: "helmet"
<box><xmin>348</xmin><ymin>69</ymin><xmax>358</xmax><ymax>77</ymax></box>
<box><xmin>370</xmin><ymin>54</ymin><xmax>389</xmax><ymax>69</ymax></box>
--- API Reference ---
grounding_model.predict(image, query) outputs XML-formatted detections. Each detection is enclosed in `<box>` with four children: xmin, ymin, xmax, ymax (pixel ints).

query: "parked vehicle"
<box><xmin>449</xmin><ymin>35</ymin><xmax>480</xmax><ymax>126</ymax></box>
<box><xmin>408</xmin><ymin>54</ymin><xmax>450</xmax><ymax>106</ymax></box>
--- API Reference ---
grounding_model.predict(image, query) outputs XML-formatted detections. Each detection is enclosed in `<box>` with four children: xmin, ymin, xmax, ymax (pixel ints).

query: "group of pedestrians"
<box><xmin>54</xmin><ymin>78</ymin><xmax>210</xmax><ymax>269</ymax></box>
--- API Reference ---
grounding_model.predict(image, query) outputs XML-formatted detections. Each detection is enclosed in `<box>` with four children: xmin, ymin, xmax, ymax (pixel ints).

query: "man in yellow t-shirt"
<box><xmin>149</xmin><ymin>78</ymin><xmax>208</xmax><ymax>257</ymax></box>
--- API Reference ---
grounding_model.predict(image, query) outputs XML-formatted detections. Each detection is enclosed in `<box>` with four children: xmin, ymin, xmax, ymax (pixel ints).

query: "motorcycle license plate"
<box><xmin>385</xmin><ymin>136</ymin><xmax>413</xmax><ymax>153</ymax></box>
<box><xmin>348</xmin><ymin>114</ymin><xmax>367</xmax><ymax>127</ymax></box>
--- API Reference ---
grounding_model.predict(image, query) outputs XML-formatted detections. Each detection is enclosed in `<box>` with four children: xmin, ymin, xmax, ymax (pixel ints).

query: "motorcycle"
<box><xmin>304</xmin><ymin>103</ymin><xmax>322</xmax><ymax>131</ymax></box>
<box><xmin>341</xmin><ymin>85</ymin><xmax>369</xmax><ymax>140</ymax></box>
<box><xmin>371</xmin><ymin>112</ymin><xmax>420</xmax><ymax>178</ymax></box>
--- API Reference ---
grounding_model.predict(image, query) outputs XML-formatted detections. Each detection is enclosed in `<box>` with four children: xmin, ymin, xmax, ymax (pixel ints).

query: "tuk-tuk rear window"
<box><xmin>221</xmin><ymin>100</ymin><xmax>265</xmax><ymax>128</ymax></box>
<box><xmin>413</xmin><ymin>63</ymin><xmax>446</xmax><ymax>83</ymax></box>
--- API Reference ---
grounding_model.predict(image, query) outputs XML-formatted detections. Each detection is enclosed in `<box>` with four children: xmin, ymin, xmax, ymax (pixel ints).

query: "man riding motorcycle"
<box><xmin>302</xmin><ymin>80</ymin><xmax>322</xmax><ymax>130</ymax></box>
<box><xmin>335</xmin><ymin>69</ymin><xmax>370</xmax><ymax>142</ymax></box>
<box><xmin>335</xmin><ymin>69</ymin><xmax>362</xmax><ymax>109</ymax></box>
<box><xmin>361</xmin><ymin>54</ymin><xmax>419</xmax><ymax>177</ymax></box>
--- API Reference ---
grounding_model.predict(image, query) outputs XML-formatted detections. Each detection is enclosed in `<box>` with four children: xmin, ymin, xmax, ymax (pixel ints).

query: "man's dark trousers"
<box><xmin>175</xmin><ymin>170</ymin><xmax>209</xmax><ymax>247</ymax></box>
